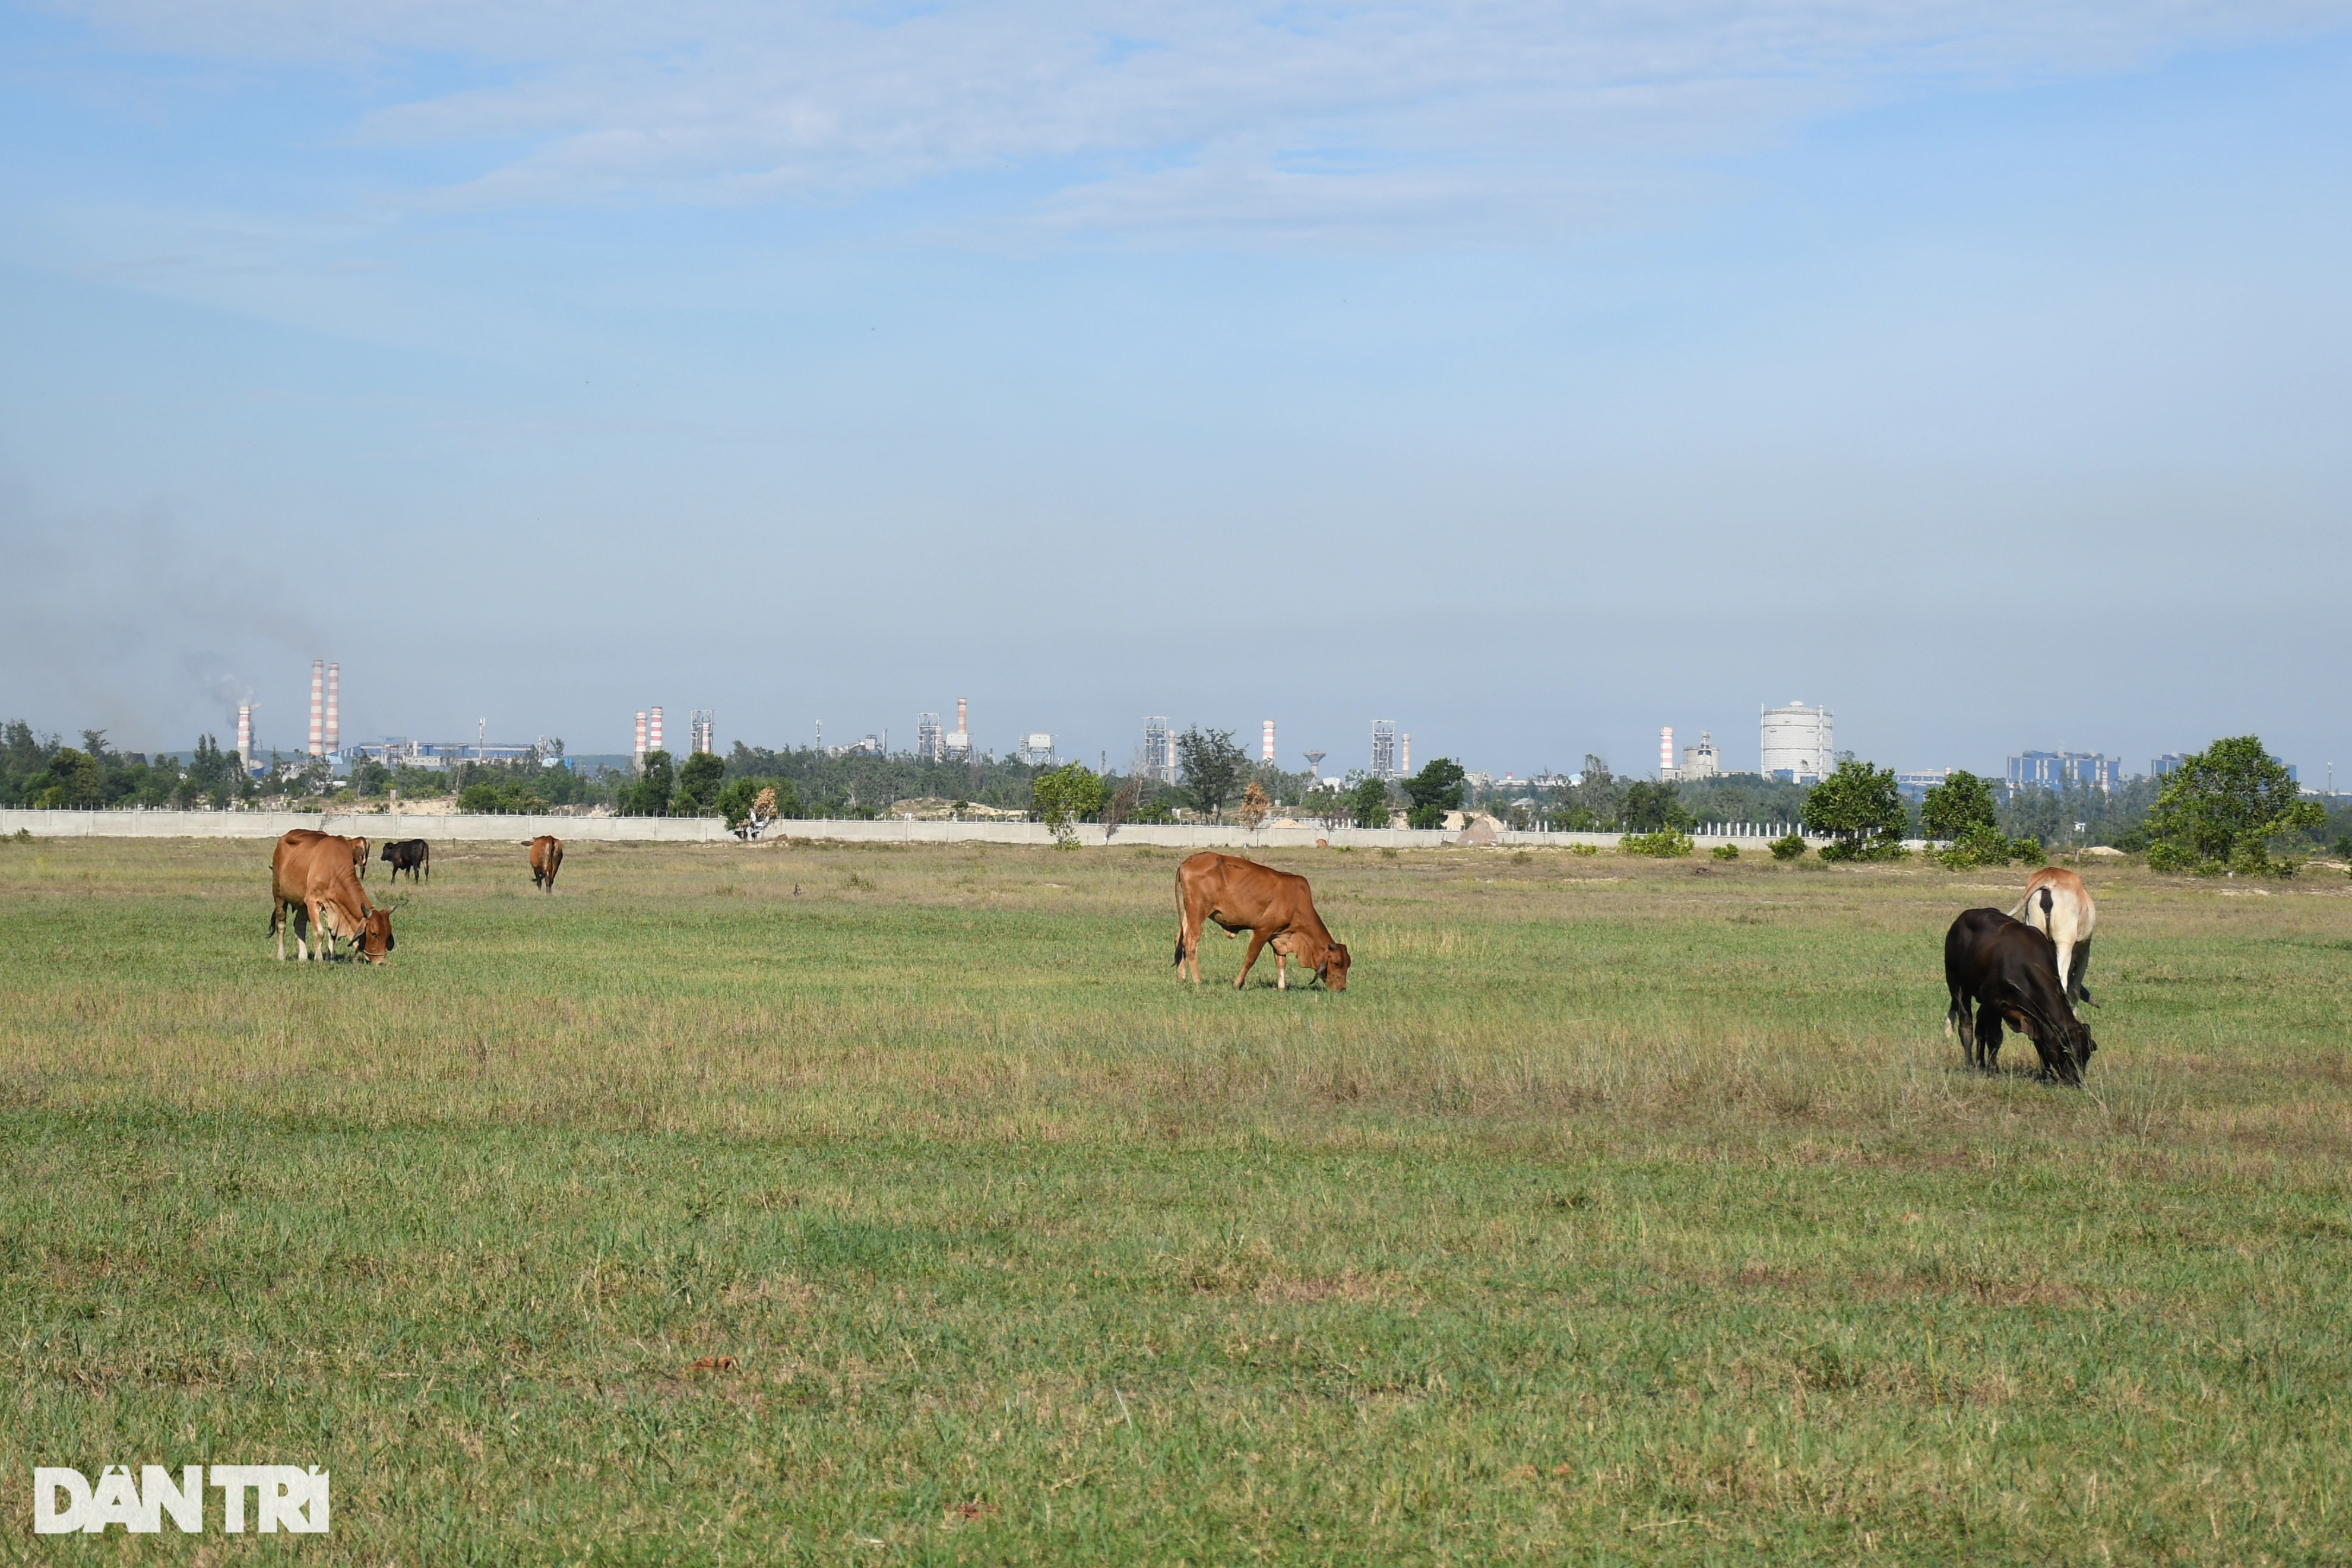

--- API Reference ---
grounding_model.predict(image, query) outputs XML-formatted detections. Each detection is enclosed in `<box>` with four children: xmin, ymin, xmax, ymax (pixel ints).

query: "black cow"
<box><xmin>1944</xmin><ymin>908</ymin><xmax>2096</xmax><ymax>1085</ymax></box>
<box><xmin>380</xmin><ymin>839</ymin><xmax>431</xmax><ymax>884</ymax></box>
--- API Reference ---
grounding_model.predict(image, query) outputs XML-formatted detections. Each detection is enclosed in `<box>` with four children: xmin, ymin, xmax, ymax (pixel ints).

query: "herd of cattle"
<box><xmin>261</xmin><ymin>834</ymin><xmax>2104</xmax><ymax>1085</ymax></box>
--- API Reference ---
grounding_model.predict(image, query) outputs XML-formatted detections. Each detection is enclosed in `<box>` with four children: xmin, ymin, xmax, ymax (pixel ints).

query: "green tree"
<box><xmin>2144</xmin><ymin>736</ymin><xmax>2323</xmax><ymax>876</ymax></box>
<box><xmin>1348</xmin><ymin>775</ymin><xmax>1392</xmax><ymax>829</ymax></box>
<box><xmin>1617</xmin><ymin>779</ymin><xmax>1695</xmax><ymax>834</ymax></box>
<box><xmin>1031</xmin><ymin>763</ymin><xmax>1107</xmax><ymax>846</ymax></box>
<box><xmin>1403</xmin><ymin>757</ymin><xmax>1467</xmax><ymax>829</ymax></box>
<box><xmin>1803</xmin><ymin>759</ymin><xmax>1907</xmax><ymax>861</ymax></box>
<box><xmin>1176</xmin><ymin>727</ymin><xmax>1246</xmax><ymax>821</ymax></box>
<box><xmin>1920</xmin><ymin>771</ymin><xmax>1999</xmax><ymax>840</ymax></box>
<box><xmin>40</xmin><ymin>747</ymin><xmax>105</xmax><ymax>809</ymax></box>
<box><xmin>673</xmin><ymin>751</ymin><xmax>727</xmax><ymax>816</ymax></box>
<box><xmin>625</xmin><ymin>751</ymin><xmax>675</xmax><ymax>817</ymax></box>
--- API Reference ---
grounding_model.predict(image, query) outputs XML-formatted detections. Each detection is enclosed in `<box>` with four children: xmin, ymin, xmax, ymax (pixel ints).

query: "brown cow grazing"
<box><xmin>269</xmin><ymin>830</ymin><xmax>394</xmax><ymax>963</ymax></box>
<box><xmin>1174</xmin><ymin>852</ymin><xmax>1350</xmax><ymax>990</ymax></box>
<box><xmin>2011</xmin><ymin>865</ymin><xmax>2097</xmax><ymax>1006</ymax></box>
<box><xmin>1943</xmin><ymin>908</ymin><xmax>2094</xmax><ymax>1085</ymax></box>
<box><xmin>528</xmin><ymin>835</ymin><xmax>564</xmax><ymax>892</ymax></box>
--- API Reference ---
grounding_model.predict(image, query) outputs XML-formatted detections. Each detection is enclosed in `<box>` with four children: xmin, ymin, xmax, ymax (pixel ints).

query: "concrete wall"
<box><xmin>2</xmin><ymin>807</ymin><xmax>1827</xmax><ymax>854</ymax></box>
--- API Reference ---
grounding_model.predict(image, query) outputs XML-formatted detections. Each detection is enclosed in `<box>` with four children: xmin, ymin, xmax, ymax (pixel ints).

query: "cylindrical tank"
<box><xmin>1759</xmin><ymin>702</ymin><xmax>1834</xmax><ymax>780</ymax></box>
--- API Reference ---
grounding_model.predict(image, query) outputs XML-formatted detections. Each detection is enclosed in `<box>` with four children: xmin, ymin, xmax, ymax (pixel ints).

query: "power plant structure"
<box><xmin>944</xmin><ymin>698</ymin><xmax>971</xmax><ymax>759</ymax></box>
<box><xmin>634</xmin><ymin>711</ymin><xmax>647</xmax><ymax>765</ymax></box>
<box><xmin>1018</xmin><ymin>733</ymin><xmax>1056</xmax><ymax>767</ymax></box>
<box><xmin>916</xmin><ymin>712</ymin><xmax>943</xmax><ymax>762</ymax></box>
<box><xmin>1371</xmin><ymin>721</ymin><xmax>1397</xmax><ymax>780</ymax></box>
<box><xmin>1760</xmin><ymin>701</ymin><xmax>1834</xmax><ymax>784</ymax></box>
<box><xmin>648</xmin><ymin>707</ymin><xmax>664</xmax><ymax>756</ymax></box>
<box><xmin>1142</xmin><ymin>717</ymin><xmax>1175</xmax><ymax>784</ymax></box>
<box><xmin>236</xmin><ymin>704</ymin><xmax>254</xmax><ymax>766</ymax></box>
<box><xmin>1401</xmin><ymin>734</ymin><xmax>1411</xmax><ymax>776</ymax></box>
<box><xmin>1680</xmin><ymin>731</ymin><xmax>1721</xmax><ymax>780</ymax></box>
<box><xmin>689</xmin><ymin>710</ymin><xmax>715</xmax><ymax>756</ymax></box>
<box><xmin>325</xmin><ymin>664</ymin><xmax>339</xmax><ymax>755</ymax></box>
<box><xmin>1261</xmin><ymin>720</ymin><xmax>1275</xmax><ymax>762</ymax></box>
<box><xmin>1303</xmin><ymin>749</ymin><xmax>1326</xmax><ymax>781</ymax></box>
<box><xmin>1660</xmin><ymin>726</ymin><xmax>1674</xmax><ymax>777</ymax></box>
<box><xmin>308</xmin><ymin>661</ymin><xmax>325</xmax><ymax>757</ymax></box>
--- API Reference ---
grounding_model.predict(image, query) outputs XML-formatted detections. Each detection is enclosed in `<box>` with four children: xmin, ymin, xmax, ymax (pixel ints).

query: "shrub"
<box><xmin>1938</xmin><ymin>824</ymin><xmax>2044</xmax><ymax>869</ymax></box>
<box><xmin>1803</xmin><ymin>759</ymin><xmax>1907</xmax><ymax>860</ymax></box>
<box><xmin>1711</xmin><ymin>842</ymin><xmax>1740</xmax><ymax>861</ymax></box>
<box><xmin>1768</xmin><ymin>834</ymin><xmax>1807</xmax><ymax>861</ymax></box>
<box><xmin>1620</xmin><ymin>829</ymin><xmax>1693</xmax><ymax>859</ymax></box>
<box><xmin>1568</xmin><ymin>842</ymin><xmax>1598</xmax><ymax>857</ymax></box>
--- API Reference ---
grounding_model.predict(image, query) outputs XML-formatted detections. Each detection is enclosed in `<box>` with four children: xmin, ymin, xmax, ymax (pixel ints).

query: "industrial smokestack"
<box><xmin>236</xmin><ymin>704</ymin><xmax>252</xmax><ymax>765</ymax></box>
<box><xmin>1401</xmin><ymin>734</ymin><xmax>1411</xmax><ymax>774</ymax></box>
<box><xmin>1262</xmin><ymin>720</ymin><xmax>1275</xmax><ymax>762</ymax></box>
<box><xmin>325</xmin><ymin>663</ymin><xmax>340</xmax><ymax>754</ymax></box>
<box><xmin>308</xmin><ymin>660</ymin><xmax>324</xmax><ymax>757</ymax></box>
<box><xmin>648</xmin><ymin>707</ymin><xmax>664</xmax><ymax>753</ymax></box>
<box><xmin>957</xmin><ymin>696</ymin><xmax>968</xmax><ymax>734</ymax></box>
<box><xmin>1660</xmin><ymin>727</ymin><xmax>1674</xmax><ymax>774</ymax></box>
<box><xmin>634</xmin><ymin>711</ymin><xmax>647</xmax><ymax>764</ymax></box>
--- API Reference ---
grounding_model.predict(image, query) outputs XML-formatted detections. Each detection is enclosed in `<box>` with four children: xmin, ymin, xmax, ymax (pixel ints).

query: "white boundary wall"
<box><xmin>2</xmin><ymin>808</ymin><xmax>1828</xmax><ymax>854</ymax></box>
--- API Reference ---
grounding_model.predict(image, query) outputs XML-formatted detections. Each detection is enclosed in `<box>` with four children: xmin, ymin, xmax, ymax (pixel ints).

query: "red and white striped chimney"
<box><xmin>308</xmin><ymin>660</ymin><xmax>324</xmax><ymax>756</ymax></box>
<box><xmin>648</xmin><ymin>707</ymin><xmax>664</xmax><ymax>753</ymax></box>
<box><xmin>325</xmin><ymin>663</ymin><xmax>340</xmax><ymax>754</ymax></box>
<box><xmin>236</xmin><ymin>704</ymin><xmax>252</xmax><ymax>764</ymax></box>
<box><xmin>957</xmin><ymin>696</ymin><xmax>968</xmax><ymax>734</ymax></box>
<box><xmin>634</xmin><ymin>711</ymin><xmax>647</xmax><ymax>763</ymax></box>
<box><xmin>1401</xmin><ymin>733</ymin><xmax>1411</xmax><ymax>774</ymax></box>
<box><xmin>1660</xmin><ymin>727</ymin><xmax>1674</xmax><ymax>774</ymax></box>
<box><xmin>1262</xmin><ymin>720</ymin><xmax>1275</xmax><ymax>761</ymax></box>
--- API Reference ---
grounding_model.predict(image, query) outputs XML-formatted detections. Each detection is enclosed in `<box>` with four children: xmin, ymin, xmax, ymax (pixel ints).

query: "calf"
<box><xmin>1174</xmin><ymin>852</ymin><xmax>1349</xmax><ymax>990</ymax></box>
<box><xmin>528</xmin><ymin>835</ymin><xmax>564</xmax><ymax>892</ymax></box>
<box><xmin>2011</xmin><ymin>866</ymin><xmax>2097</xmax><ymax>1006</ymax></box>
<box><xmin>381</xmin><ymin>838</ymin><xmax>431</xmax><ymax>883</ymax></box>
<box><xmin>1943</xmin><ymin>908</ymin><xmax>2095</xmax><ymax>1085</ymax></box>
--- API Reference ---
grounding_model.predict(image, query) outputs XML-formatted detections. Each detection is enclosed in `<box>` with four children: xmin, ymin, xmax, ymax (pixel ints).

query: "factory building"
<box><xmin>1142</xmin><ymin>717</ymin><xmax>1175</xmax><ymax>783</ymax></box>
<box><xmin>1760</xmin><ymin>701</ymin><xmax>1834</xmax><ymax>784</ymax></box>
<box><xmin>2008</xmin><ymin>752</ymin><xmax>2120</xmax><ymax>793</ymax></box>
<box><xmin>1371</xmin><ymin>720</ymin><xmax>1398</xmax><ymax>780</ymax></box>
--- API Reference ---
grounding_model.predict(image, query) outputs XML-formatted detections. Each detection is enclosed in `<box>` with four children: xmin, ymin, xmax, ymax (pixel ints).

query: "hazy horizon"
<box><xmin>6</xmin><ymin>3</ymin><xmax>2348</xmax><ymax>784</ymax></box>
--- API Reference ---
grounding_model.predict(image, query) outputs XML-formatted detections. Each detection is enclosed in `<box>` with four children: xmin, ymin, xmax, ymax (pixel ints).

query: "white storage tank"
<box><xmin>1759</xmin><ymin>701</ymin><xmax>1833</xmax><ymax>782</ymax></box>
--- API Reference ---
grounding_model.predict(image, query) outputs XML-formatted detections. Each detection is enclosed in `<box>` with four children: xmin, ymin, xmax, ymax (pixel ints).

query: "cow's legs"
<box><xmin>274</xmin><ymin>900</ymin><xmax>287</xmax><ymax>962</ymax></box>
<box><xmin>1276</xmin><ymin>951</ymin><xmax>1287</xmax><ymax>990</ymax></box>
<box><xmin>1234</xmin><ymin>929</ymin><xmax>1271</xmax><ymax>989</ymax></box>
<box><xmin>2071</xmin><ymin>936</ymin><xmax>2095</xmax><ymax>1006</ymax></box>
<box><xmin>1176</xmin><ymin>901</ymin><xmax>1205</xmax><ymax>984</ymax></box>
<box><xmin>1974</xmin><ymin>1002</ymin><xmax>2003</xmax><ymax>1072</ymax></box>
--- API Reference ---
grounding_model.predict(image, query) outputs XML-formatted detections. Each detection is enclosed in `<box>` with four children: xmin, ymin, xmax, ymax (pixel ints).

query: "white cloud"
<box><xmin>40</xmin><ymin>1</ymin><xmax>2352</xmax><ymax>239</ymax></box>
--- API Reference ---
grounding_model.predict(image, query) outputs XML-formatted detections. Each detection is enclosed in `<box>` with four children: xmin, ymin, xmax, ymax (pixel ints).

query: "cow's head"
<box><xmin>1317</xmin><ymin>941</ymin><xmax>1351</xmax><ymax>992</ymax></box>
<box><xmin>379</xmin><ymin>842</ymin><xmax>396</xmax><ymax>861</ymax></box>
<box><xmin>356</xmin><ymin>907</ymin><xmax>395</xmax><ymax>964</ymax></box>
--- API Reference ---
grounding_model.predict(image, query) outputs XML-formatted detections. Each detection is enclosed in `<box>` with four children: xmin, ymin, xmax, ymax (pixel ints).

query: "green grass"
<box><xmin>4</xmin><ymin>837</ymin><xmax>2350</xmax><ymax>1563</ymax></box>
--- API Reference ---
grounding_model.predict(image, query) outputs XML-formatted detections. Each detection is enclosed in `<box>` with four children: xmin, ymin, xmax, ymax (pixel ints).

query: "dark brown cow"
<box><xmin>381</xmin><ymin>838</ymin><xmax>431</xmax><ymax>883</ymax></box>
<box><xmin>269</xmin><ymin>830</ymin><xmax>394</xmax><ymax>963</ymax></box>
<box><xmin>1943</xmin><ymin>908</ymin><xmax>2094</xmax><ymax>1084</ymax></box>
<box><xmin>1173</xmin><ymin>851</ymin><xmax>1350</xmax><ymax>991</ymax></box>
<box><xmin>528</xmin><ymin>835</ymin><xmax>564</xmax><ymax>892</ymax></box>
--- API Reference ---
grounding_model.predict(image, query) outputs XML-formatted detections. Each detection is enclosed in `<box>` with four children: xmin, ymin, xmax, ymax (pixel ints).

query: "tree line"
<box><xmin>4</xmin><ymin>718</ymin><xmax>2344</xmax><ymax>872</ymax></box>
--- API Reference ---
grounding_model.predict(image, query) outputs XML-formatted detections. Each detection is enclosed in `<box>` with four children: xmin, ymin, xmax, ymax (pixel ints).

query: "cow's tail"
<box><xmin>422</xmin><ymin>843</ymin><xmax>431</xmax><ymax>880</ymax></box>
<box><xmin>1172</xmin><ymin>869</ymin><xmax>1188</xmax><ymax>967</ymax></box>
<box><xmin>2038</xmin><ymin>886</ymin><xmax>2053</xmax><ymax>930</ymax></box>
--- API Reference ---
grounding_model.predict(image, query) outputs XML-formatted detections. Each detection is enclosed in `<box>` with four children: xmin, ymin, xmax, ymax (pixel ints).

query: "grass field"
<box><xmin>4</xmin><ymin>835</ymin><xmax>2350</xmax><ymax>1564</ymax></box>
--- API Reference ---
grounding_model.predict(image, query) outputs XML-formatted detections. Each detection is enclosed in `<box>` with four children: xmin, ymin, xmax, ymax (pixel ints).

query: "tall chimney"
<box><xmin>325</xmin><ymin>663</ymin><xmax>340</xmax><ymax>754</ymax></box>
<box><xmin>634</xmin><ymin>711</ymin><xmax>647</xmax><ymax>764</ymax></box>
<box><xmin>1661</xmin><ymin>726</ymin><xmax>1674</xmax><ymax>774</ymax></box>
<box><xmin>957</xmin><ymin>696</ymin><xmax>968</xmax><ymax>734</ymax></box>
<box><xmin>236</xmin><ymin>704</ymin><xmax>252</xmax><ymax>765</ymax></box>
<box><xmin>648</xmin><ymin>707</ymin><xmax>664</xmax><ymax>753</ymax></box>
<box><xmin>1401</xmin><ymin>733</ymin><xmax>1411</xmax><ymax>774</ymax></box>
<box><xmin>1262</xmin><ymin>720</ymin><xmax>1275</xmax><ymax>762</ymax></box>
<box><xmin>308</xmin><ymin>660</ymin><xmax>324</xmax><ymax>757</ymax></box>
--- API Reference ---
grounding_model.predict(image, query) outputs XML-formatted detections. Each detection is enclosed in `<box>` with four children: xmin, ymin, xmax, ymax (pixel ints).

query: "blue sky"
<box><xmin>4</xmin><ymin>1</ymin><xmax>2348</xmax><ymax>782</ymax></box>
